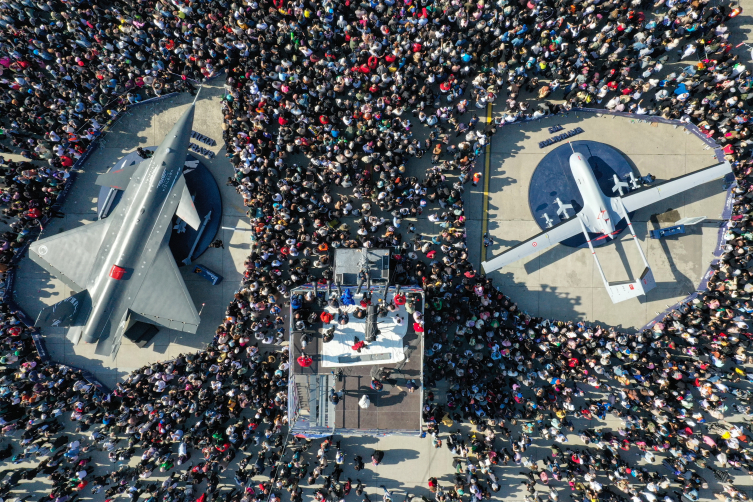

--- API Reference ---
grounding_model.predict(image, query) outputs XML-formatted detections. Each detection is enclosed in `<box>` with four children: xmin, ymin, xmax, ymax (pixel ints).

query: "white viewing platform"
<box><xmin>320</xmin><ymin>289</ymin><xmax>411</xmax><ymax>368</ymax></box>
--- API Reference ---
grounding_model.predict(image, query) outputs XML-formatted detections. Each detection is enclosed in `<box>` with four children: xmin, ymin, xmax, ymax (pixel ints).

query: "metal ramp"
<box><xmin>295</xmin><ymin>375</ymin><xmax>311</xmax><ymax>417</ymax></box>
<box><xmin>316</xmin><ymin>374</ymin><xmax>336</xmax><ymax>430</ymax></box>
<box><xmin>291</xmin><ymin>374</ymin><xmax>336</xmax><ymax>433</ymax></box>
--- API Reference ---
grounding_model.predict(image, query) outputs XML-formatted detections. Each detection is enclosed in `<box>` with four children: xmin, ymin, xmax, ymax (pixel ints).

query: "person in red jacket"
<box><xmin>297</xmin><ymin>355</ymin><xmax>313</xmax><ymax>367</ymax></box>
<box><xmin>351</xmin><ymin>337</ymin><xmax>366</xmax><ymax>353</ymax></box>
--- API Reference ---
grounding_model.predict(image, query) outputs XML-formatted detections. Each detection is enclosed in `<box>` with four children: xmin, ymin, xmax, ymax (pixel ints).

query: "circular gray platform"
<box><xmin>96</xmin><ymin>148</ymin><xmax>222</xmax><ymax>264</ymax></box>
<box><xmin>528</xmin><ymin>140</ymin><xmax>635</xmax><ymax>248</ymax></box>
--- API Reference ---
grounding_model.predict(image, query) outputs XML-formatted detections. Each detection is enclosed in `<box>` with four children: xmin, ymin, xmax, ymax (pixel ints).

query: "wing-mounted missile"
<box><xmin>554</xmin><ymin>197</ymin><xmax>574</xmax><ymax>219</ymax></box>
<box><xmin>612</xmin><ymin>174</ymin><xmax>629</xmax><ymax>196</ymax></box>
<box><xmin>541</xmin><ymin>212</ymin><xmax>554</xmax><ymax>229</ymax></box>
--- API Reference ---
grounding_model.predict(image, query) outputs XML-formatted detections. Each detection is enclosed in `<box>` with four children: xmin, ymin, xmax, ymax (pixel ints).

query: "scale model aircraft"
<box><xmin>28</xmin><ymin>100</ymin><xmax>203</xmax><ymax>357</ymax></box>
<box><xmin>481</xmin><ymin>145</ymin><xmax>731</xmax><ymax>303</ymax></box>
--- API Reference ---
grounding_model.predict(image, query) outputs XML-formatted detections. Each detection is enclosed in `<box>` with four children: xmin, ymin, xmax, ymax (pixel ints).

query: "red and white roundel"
<box><xmin>532</xmin><ymin>242</ymin><xmax>538</xmax><ymax>247</ymax></box>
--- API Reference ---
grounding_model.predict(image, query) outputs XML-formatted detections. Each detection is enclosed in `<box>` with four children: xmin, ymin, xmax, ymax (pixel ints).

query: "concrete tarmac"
<box><xmin>13</xmin><ymin>80</ymin><xmax>252</xmax><ymax>387</ymax></box>
<box><xmin>467</xmin><ymin>113</ymin><xmax>728</xmax><ymax>332</ymax></box>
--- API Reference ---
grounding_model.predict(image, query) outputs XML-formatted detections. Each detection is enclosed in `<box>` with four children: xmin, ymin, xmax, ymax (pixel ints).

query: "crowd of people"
<box><xmin>0</xmin><ymin>0</ymin><xmax>751</xmax><ymax>500</ymax></box>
